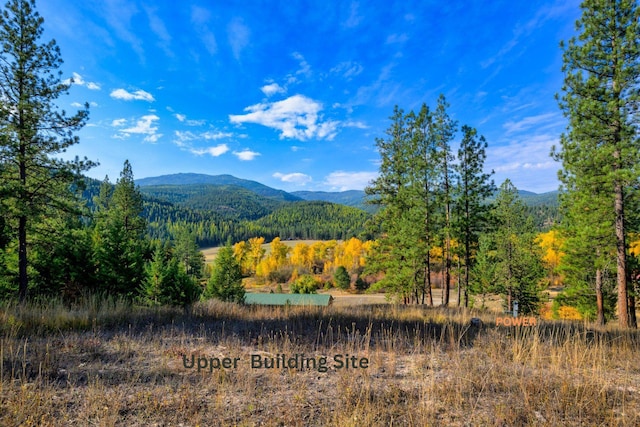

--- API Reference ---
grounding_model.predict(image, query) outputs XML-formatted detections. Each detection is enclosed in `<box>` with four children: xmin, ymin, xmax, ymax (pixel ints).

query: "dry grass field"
<box><xmin>1</xmin><ymin>296</ymin><xmax>639</xmax><ymax>426</ymax></box>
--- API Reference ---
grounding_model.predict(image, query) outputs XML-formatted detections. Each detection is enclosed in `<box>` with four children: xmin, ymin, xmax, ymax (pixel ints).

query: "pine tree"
<box><xmin>144</xmin><ymin>243</ymin><xmax>201</xmax><ymax>307</ymax></box>
<box><xmin>92</xmin><ymin>161</ymin><xmax>147</xmax><ymax>298</ymax></box>
<box><xmin>366</xmin><ymin>106</ymin><xmax>430</xmax><ymax>303</ymax></box>
<box><xmin>432</xmin><ymin>95</ymin><xmax>457</xmax><ymax>306</ymax></box>
<box><xmin>490</xmin><ymin>180</ymin><xmax>545</xmax><ymax>315</ymax></box>
<box><xmin>556</xmin><ymin>0</ymin><xmax>640</xmax><ymax>328</ymax></box>
<box><xmin>334</xmin><ymin>265</ymin><xmax>351</xmax><ymax>290</ymax></box>
<box><xmin>454</xmin><ymin>125</ymin><xmax>495</xmax><ymax>307</ymax></box>
<box><xmin>0</xmin><ymin>0</ymin><xmax>95</xmax><ymax>301</ymax></box>
<box><xmin>205</xmin><ymin>244</ymin><xmax>244</xmax><ymax>303</ymax></box>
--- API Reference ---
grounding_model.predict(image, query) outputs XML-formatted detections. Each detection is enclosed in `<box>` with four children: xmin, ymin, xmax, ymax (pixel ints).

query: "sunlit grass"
<box><xmin>1</xmin><ymin>297</ymin><xmax>638</xmax><ymax>426</ymax></box>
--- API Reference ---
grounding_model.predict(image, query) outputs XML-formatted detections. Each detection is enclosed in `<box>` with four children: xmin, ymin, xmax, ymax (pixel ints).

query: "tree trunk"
<box><xmin>595</xmin><ymin>267</ymin><xmax>605</xmax><ymax>326</ymax></box>
<box><xmin>628</xmin><ymin>291</ymin><xmax>637</xmax><ymax>329</ymax></box>
<box><xmin>425</xmin><ymin>262</ymin><xmax>433</xmax><ymax>306</ymax></box>
<box><xmin>18</xmin><ymin>215</ymin><xmax>28</xmax><ymax>303</ymax></box>
<box><xmin>614</xmin><ymin>180</ymin><xmax>629</xmax><ymax>328</ymax></box>
<box><xmin>18</xmin><ymin>135</ymin><xmax>27</xmax><ymax>303</ymax></box>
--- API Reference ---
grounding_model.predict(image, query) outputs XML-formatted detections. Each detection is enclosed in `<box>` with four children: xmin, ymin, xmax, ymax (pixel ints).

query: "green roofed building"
<box><xmin>244</xmin><ymin>293</ymin><xmax>333</xmax><ymax>306</ymax></box>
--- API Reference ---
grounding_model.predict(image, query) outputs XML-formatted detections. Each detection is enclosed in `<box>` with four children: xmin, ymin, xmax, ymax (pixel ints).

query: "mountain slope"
<box><xmin>139</xmin><ymin>184</ymin><xmax>286</xmax><ymax>220</ymax></box>
<box><xmin>135</xmin><ymin>173</ymin><xmax>301</xmax><ymax>202</ymax></box>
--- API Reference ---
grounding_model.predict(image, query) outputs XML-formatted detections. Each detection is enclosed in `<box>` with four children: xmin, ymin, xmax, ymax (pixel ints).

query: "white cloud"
<box><xmin>228</xmin><ymin>17</ymin><xmax>250</xmax><ymax>60</ymax></box>
<box><xmin>71</xmin><ymin>102</ymin><xmax>83</xmax><ymax>108</ymax></box>
<box><xmin>202</xmin><ymin>131</ymin><xmax>233</xmax><ymax>140</ymax></box>
<box><xmin>229</xmin><ymin>94</ymin><xmax>340</xmax><ymax>141</ymax></box>
<box><xmin>324</xmin><ymin>171</ymin><xmax>378</xmax><ymax>191</ymax></box>
<box><xmin>273</xmin><ymin>172</ymin><xmax>312</xmax><ymax>185</ymax></box>
<box><xmin>121</xmin><ymin>115</ymin><xmax>159</xmax><ymax>134</ymax></box>
<box><xmin>173</xmin><ymin>131</ymin><xmax>233</xmax><ymax>157</ymax></box>
<box><xmin>261</xmin><ymin>83</ymin><xmax>286</xmax><ymax>96</ymax></box>
<box><xmin>64</xmin><ymin>72</ymin><xmax>101</xmax><ymax>90</ymax></box>
<box><xmin>117</xmin><ymin>115</ymin><xmax>162</xmax><ymax>143</ymax></box>
<box><xmin>233</xmin><ymin>149</ymin><xmax>261</xmax><ymax>161</ymax></box>
<box><xmin>344</xmin><ymin>120</ymin><xmax>368</xmax><ymax>129</ymax></box>
<box><xmin>144</xmin><ymin>133</ymin><xmax>162</xmax><ymax>143</ymax></box>
<box><xmin>175</xmin><ymin>113</ymin><xmax>206</xmax><ymax>126</ymax></box>
<box><xmin>110</xmin><ymin>88</ymin><xmax>155</xmax><ymax>102</ymax></box>
<box><xmin>191</xmin><ymin>144</ymin><xmax>229</xmax><ymax>157</ymax></box>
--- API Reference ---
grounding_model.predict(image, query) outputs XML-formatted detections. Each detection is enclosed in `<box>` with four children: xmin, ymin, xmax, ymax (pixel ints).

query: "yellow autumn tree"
<box><xmin>290</xmin><ymin>242</ymin><xmax>313</xmax><ymax>272</ymax></box>
<box><xmin>247</xmin><ymin>237</ymin><xmax>266</xmax><ymax>274</ymax></box>
<box><xmin>332</xmin><ymin>237</ymin><xmax>367</xmax><ymax>273</ymax></box>
<box><xmin>269</xmin><ymin>237</ymin><xmax>290</xmax><ymax>269</ymax></box>
<box><xmin>536</xmin><ymin>230</ymin><xmax>565</xmax><ymax>286</ymax></box>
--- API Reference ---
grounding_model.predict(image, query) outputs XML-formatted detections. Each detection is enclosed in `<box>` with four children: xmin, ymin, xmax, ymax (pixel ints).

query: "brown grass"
<box><xmin>1</xmin><ymin>297</ymin><xmax>639</xmax><ymax>426</ymax></box>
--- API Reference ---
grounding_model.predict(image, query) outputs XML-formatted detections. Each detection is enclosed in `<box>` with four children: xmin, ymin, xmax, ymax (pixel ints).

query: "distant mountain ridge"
<box><xmin>135</xmin><ymin>173</ymin><xmax>559</xmax><ymax>209</ymax></box>
<box><xmin>136</xmin><ymin>173</ymin><xmax>301</xmax><ymax>202</ymax></box>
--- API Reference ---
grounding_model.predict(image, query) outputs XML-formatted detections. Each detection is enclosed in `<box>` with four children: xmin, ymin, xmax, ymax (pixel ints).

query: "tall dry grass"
<box><xmin>1</xmin><ymin>297</ymin><xmax>638</xmax><ymax>426</ymax></box>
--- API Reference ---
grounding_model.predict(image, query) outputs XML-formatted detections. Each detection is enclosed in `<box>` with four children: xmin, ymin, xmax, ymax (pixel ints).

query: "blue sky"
<box><xmin>40</xmin><ymin>0</ymin><xmax>581</xmax><ymax>193</ymax></box>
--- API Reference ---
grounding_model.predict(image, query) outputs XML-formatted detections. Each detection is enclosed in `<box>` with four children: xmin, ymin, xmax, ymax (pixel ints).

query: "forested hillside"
<box><xmin>84</xmin><ymin>177</ymin><xmax>371</xmax><ymax>247</ymax></box>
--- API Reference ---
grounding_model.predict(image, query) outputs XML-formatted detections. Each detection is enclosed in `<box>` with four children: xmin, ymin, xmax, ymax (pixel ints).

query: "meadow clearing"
<box><xmin>1</xmin><ymin>295</ymin><xmax>638</xmax><ymax>426</ymax></box>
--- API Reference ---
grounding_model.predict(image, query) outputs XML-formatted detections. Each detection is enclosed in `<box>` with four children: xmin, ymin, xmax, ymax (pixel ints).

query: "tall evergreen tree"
<box><xmin>366</xmin><ymin>106</ymin><xmax>434</xmax><ymax>303</ymax></box>
<box><xmin>432</xmin><ymin>95</ymin><xmax>457</xmax><ymax>307</ymax></box>
<box><xmin>92</xmin><ymin>161</ymin><xmax>147</xmax><ymax>298</ymax></box>
<box><xmin>0</xmin><ymin>0</ymin><xmax>94</xmax><ymax>301</ymax></box>
<box><xmin>454</xmin><ymin>125</ymin><xmax>495</xmax><ymax>307</ymax></box>
<box><xmin>556</xmin><ymin>0</ymin><xmax>640</xmax><ymax>328</ymax></box>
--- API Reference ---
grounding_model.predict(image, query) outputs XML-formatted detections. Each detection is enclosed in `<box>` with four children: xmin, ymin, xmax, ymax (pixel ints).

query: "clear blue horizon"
<box><xmin>41</xmin><ymin>0</ymin><xmax>581</xmax><ymax>193</ymax></box>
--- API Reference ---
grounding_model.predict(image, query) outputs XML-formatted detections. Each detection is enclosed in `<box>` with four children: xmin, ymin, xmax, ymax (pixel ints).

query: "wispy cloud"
<box><xmin>100</xmin><ymin>0</ymin><xmax>145</xmax><ymax>61</ymax></box>
<box><xmin>117</xmin><ymin>114</ymin><xmax>162</xmax><ymax>143</ymax></box>
<box><xmin>290</xmin><ymin>52</ymin><xmax>311</xmax><ymax>81</ymax></box>
<box><xmin>487</xmin><ymin>134</ymin><xmax>561</xmax><ymax>192</ymax></box>
<box><xmin>144</xmin><ymin>5</ymin><xmax>172</xmax><ymax>57</ymax></box>
<box><xmin>229</xmin><ymin>94</ymin><xmax>340</xmax><ymax>141</ymax></box>
<box><xmin>503</xmin><ymin>112</ymin><xmax>563</xmax><ymax>135</ymax></box>
<box><xmin>261</xmin><ymin>83</ymin><xmax>286</xmax><ymax>97</ymax></box>
<box><xmin>331</xmin><ymin>61</ymin><xmax>363</xmax><ymax>79</ymax></box>
<box><xmin>174</xmin><ymin>130</ymin><xmax>233</xmax><ymax>144</ymax></box>
<box><xmin>343</xmin><ymin>1</ymin><xmax>362</xmax><ymax>28</ymax></box>
<box><xmin>324</xmin><ymin>171</ymin><xmax>377</xmax><ymax>191</ymax></box>
<box><xmin>110</xmin><ymin>88</ymin><xmax>155</xmax><ymax>102</ymax></box>
<box><xmin>233</xmin><ymin>149</ymin><xmax>261</xmax><ymax>161</ymax></box>
<box><xmin>386</xmin><ymin>33</ymin><xmax>408</xmax><ymax>45</ymax></box>
<box><xmin>481</xmin><ymin>1</ymin><xmax>578</xmax><ymax>70</ymax></box>
<box><xmin>273</xmin><ymin>172</ymin><xmax>312</xmax><ymax>185</ymax></box>
<box><xmin>227</xmin><ymin>17</ymin><xmax>250</xmax><ymax>60</ymax></box>
<box><xmin>191</xmin><ymin>5</ymin><xmax>217</xmax><ymax>55</ymax></box>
